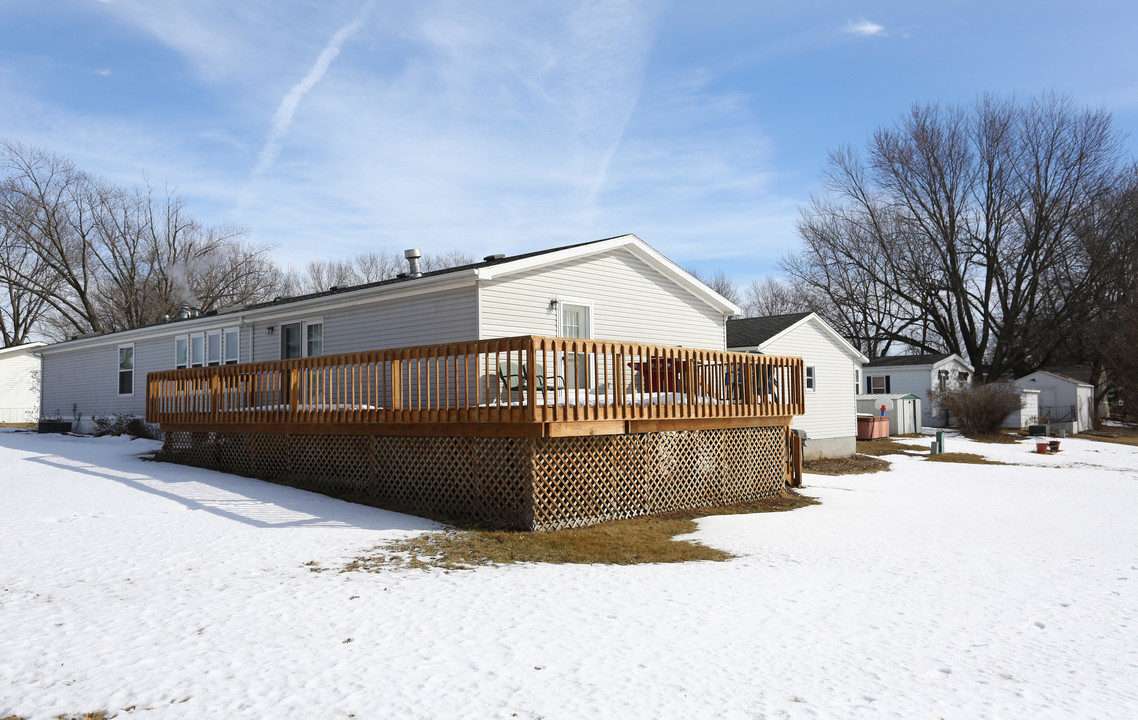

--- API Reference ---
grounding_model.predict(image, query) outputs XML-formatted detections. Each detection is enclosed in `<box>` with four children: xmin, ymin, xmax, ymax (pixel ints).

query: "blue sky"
<box><xmin>2</xmin><ymin>1</ymin><xmax>1136</xmax><ymax>284</ymax></box>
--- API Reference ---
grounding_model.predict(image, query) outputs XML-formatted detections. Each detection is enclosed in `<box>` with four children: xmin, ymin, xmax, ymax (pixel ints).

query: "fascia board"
<box><xmin>476</xmin><ymin>234</ymin><xmax>742</xmax><ymax>316</ymax></box>
<box><xmin>0</xmin><ymin>342</ymin><xmax>46</xmax><ymax>357</ymax></box>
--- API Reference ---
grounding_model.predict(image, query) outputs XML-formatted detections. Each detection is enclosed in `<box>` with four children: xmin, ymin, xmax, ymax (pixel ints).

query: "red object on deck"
<box><xmin>630</xmin><ymin>358</ymin><xmax>688</xmax><ymax>393</ymax></box>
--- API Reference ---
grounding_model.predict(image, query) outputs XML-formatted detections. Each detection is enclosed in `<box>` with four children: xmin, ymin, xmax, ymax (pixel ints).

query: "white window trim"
<box><xmin>277</xmin><ymin>317</ymin><xmax>324</xmax><ymax>359</ymax></box>
<box><xmin>554</xmin><ymin>297</ymin><xmax>594</xmax><ymax>339</ymax></box>
<box><xmin>117</xmin><ymin>343</ymin><xmax>135</xmax><ymax>397</ymax></box>
<box><xmin>174</xmin><ymin>326</ymin><xmax>241</xmax><ymax>369</ymax></box>
<box><xmin>805</xmin><ymin>365</ymin><xmax>816</xmax><ymax>392</ymax></box>
<box><xmin>868</xmin><ymin>375</ymin><xmax>888</xmax><ymax>394</ymax></box>
<box><xmin>854</xmin><ymin>368</ymin><xmax>861</xmax><ymax>395</ymax></box>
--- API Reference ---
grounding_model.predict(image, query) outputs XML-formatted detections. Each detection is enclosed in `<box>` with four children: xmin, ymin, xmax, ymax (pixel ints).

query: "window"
<box><xmin>280</xmin><ymin>319</ymin><xmax>323</xmax><ymax>359</ymax></box>
<box><xmin>854</xmin><ymin>368</ymin><xmax>861</xmax><ymax>395</ymax></box>
<box><xmin>805</xmin><ymin>366</ymin><xmax>816</xmax><ymax>392</ymax></box>
<box><xmin>560</xmin><ymin>303</ymin><xmax>591</xmax><ymax>339</ymax></box>
<box><xmin>190</xmin><ymin>333</ymin><xmax>205</xmax><ymax>367</ymax></box>
<box><xmin>118</xmin><ymin>344</ymin><xmax>134</xmax><ymax>396</ymax></box>
<box><xmin>306</xmin><ymin>323</ymin><xmax>323</xmax><ymax>357</ymax></box>
<box><xmin>175</xmin><ymin>336</ymin><xmax>189</xmax><ymax>369</ymax></box>
<box><xmin>938</xmin><ymin>369</ymin><xmax>949</xmax><ymax>392</ymax></box>
<box><xmin>868</xmin><ymin>375</ymin><xmax>889</xmax><ymax>394</ymax></box>
<box><xmin>554</xmin><ymin>300</ymin><xmax>592</xmax><ymax>389</ymax></box>
<box><xmin>207</xmin><ymin>330</ymin><xmax>222</xmax><ymax>366</ymax></box>
<box><xmin>175</xmin><ymin>327</ymin><xmax>238</xmax><ymax>369</ymax></box>
<box><xmin>224</xmin><ymin>328</ymin><xmax>239</xmax><ymax>365</ymax></box>
<box><xmin>958</xmin><ymin>371</ymin><xmax>969</xmax><ymax>383</ymax></box>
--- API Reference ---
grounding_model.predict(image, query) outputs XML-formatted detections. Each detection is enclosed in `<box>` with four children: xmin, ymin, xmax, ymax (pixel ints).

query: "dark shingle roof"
<box><xmin>726</xmin><ymin>313</ymin><xmax>812</xmax><ymax>348</ymax></box>
<box><xmin>53</xmin><ymin>235</ymin><xmax>626</xmax><ymax>343</ymax></box>
<box><xmin>864</xmin><ymin>353</ymin><xmax>952</xmax><ymax>368</ymax></box>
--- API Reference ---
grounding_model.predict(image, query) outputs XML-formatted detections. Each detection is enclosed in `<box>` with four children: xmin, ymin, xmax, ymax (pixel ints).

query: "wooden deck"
<box><xmin>146</xmin><ymin>335</ymin><xmax>805</xmax><ymax>437</ymax></box>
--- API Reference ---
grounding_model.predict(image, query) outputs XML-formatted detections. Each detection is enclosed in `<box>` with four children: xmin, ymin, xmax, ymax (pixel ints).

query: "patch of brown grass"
<box><xmin>803</xmin><ymin>454</ymin><xmax>892</xmax><ymax>476</ymax></box>
<box><xmin>856</xmin><ymin>438</ymin><xmax>928</xmax><ymax>456</ymax></box>
<box><xmin>926</xmin><ymin>452</ymin><xmax>1012</xmax><ymax>465</ymax></box>
<box><xmin>964</xmin><ymin>431</ymin><xmax>1022</xmax><ymax>444</ymax></box>
<box><xmin>342</xmin><ymin>491</ymin><xmax>820</xmax><ymax>571</ymax></box>
<box><xmin>1076</xmin><ymin>426</ymin><xmax>1138</xmax><ymax>447</ymax></box>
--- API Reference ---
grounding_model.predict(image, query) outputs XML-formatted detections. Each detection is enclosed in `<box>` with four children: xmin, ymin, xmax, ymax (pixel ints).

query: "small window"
<box><xmin>306</xmin><ymin>323</ymin><xmax>323</xmax><ymax>357</ymax></box>
<box><xmin>805</xmin><ymin>366</ymin><xmax>816</xmax><ymax>392</ymax></box>
<box><xmin>207</xmin><ymin>330</ymin><xmax>222</xmax><ymax>366</ymax></box>
<box><xmin>175</xmin><ymin>336</ymin><xmax>189</xmax><ymax>369</ymax></box>
<box><xmin>854</xmin><ymin>368</ymin><xmax>861</xmax><ymax>395</ymax></box>
<box><xmin>938</xmin><ymin>369</ymin><xmax>949</xmax><ymax>392</ymax></box>
<box><xmin>190</xmin><ymin>333</ymin><xmax>205</xmax><ymax>367</ymax></box>
<box><xmin>958</xmin><ymin>371</ymin><xmax>969</xmax><ymax>383</ymax></box>
<box><xmin>118</xmin><ymin>344</ymin><xmax>134</xmax><ymax>396</ymax></box>
<box><xmin>224</xmin><ymin>328</ymin><xmax>239</xmax><ymax>365</ymax></box>
<box><xmin>869</xmin><ymin>375</ymin><xmax>888</xmax><ymax>394</ymax></box>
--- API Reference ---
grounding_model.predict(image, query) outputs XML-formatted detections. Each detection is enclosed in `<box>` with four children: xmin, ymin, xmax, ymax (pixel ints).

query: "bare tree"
<box><xmin>289</xmin><ymin>249</ymin><xmax>476</xmax><ymax>295</ymax></box>
<box><xmin>686</xmin><ymin>267</ymin><xmax>740</xmax><ymax>307</ymax></box>
<box><xmin>0</xmin><ymin>140</ymin><xmax>285</xmax><ymax>340</ymax></box>
<box><xmin>785</xmin><ymin>93</ymin><xmax>1131</xmax><ymax>377</ymax></box>
<box><xmin>740</xmin><ymin>276</ymin><xmax>817</xmax><ymax>318</ymax></box>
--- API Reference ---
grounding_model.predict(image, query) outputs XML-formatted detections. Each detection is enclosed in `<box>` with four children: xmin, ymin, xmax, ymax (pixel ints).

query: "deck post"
<box><xmin>390</xmin><ymin>360</ymin><xmax>403</xmax><ymax>411</ymax></box>
<box><xmin>288</xmin><ymin>368</ymin><xmax>299</xmax><ymax>415</ymax></box>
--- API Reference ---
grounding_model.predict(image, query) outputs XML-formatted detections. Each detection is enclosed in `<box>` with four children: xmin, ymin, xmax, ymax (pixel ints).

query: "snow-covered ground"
<box><xmin>2</xmin><ymin>430</ymin><xmax>1136</xmax><ymax>719</ymax></box>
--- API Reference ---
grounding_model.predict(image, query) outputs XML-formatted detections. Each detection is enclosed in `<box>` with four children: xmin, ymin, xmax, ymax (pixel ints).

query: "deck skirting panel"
<box><xmin>160</xmin><ymin>425</ymin><xmax>790</xmax><ymax>530</ymax></box>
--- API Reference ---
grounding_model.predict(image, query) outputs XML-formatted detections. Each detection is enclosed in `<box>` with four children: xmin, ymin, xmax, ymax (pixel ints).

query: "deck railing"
<box><xmin>146</xmin><ymin>335</ymin><xmax>804</xmax><ymax>430</ymax></box>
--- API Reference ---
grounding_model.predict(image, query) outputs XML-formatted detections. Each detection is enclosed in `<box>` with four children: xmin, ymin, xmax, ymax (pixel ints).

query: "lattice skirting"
<box><xmin>160</xmin><ymin>426</ymin><xmax>789</xmax><ymax>531</ymax></box>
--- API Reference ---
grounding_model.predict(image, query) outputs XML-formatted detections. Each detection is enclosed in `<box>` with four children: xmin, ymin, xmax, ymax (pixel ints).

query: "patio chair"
<box><xmin>497</xmin><ymin>361</ymin><xmax>563</xmax><ymax>392</ymax></box>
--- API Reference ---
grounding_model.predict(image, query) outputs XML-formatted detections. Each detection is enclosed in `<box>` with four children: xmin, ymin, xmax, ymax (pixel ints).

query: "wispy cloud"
<box><xmin>251</xmin><ymin>5</ymin><xmax>371</xmax><ymax>177</ymax></box>
<box><xmin>844</xmin><ymin>19</ymin><xmax>885</xmax><ymax>37</ymax></box>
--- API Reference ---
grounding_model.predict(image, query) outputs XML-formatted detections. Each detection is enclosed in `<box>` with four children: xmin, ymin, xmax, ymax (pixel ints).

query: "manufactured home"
<box><xmin>862</xmin><ymin>353</ymin><xmax>974</xmax><ymax>428</ymax></box>
<box><xmin>39</xmin><ymin>235</ymin><xmax>806</xmax><ymax>530</ymax></box>
<box><xmin>728</xmin><ymin>312</ymin><xmax>866</xmax><ymax>459</ymax></box>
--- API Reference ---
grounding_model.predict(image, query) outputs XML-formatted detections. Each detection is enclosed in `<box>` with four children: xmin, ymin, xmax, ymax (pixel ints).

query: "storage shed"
<box><xmin>856</xmin><ymin>394</ymin><xmax>922</xmax><ymax>436</ymax></box>
<box><xmin>1014</xmin><ymin>371</ymin><xmax>1094</xmax><ymax>433</ymax></box>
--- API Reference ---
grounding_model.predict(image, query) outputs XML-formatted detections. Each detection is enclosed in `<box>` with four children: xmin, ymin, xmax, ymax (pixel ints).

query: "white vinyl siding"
<box><xmin>42</xmin><ymin>336</ymin><xmax>171</xmax><ymax>429</ymax></box>
<box><xmin>0</xmin><ymin>346</ymin><xmax>42</xmax><ymax>423</ymax></box>
<box><xmin>478</xmin><ymin>249</ymin><xmax>726</xmax><ymax>349</ymax></box>
<box><xmin>252</xmin><ymin>286</ymin><xmax>478</xmax><ymax>362</ymax></box>
<box><xmin>751</xmin><ymin>319</ymin><xmax>860</xmax><ymax>444</ymax></box>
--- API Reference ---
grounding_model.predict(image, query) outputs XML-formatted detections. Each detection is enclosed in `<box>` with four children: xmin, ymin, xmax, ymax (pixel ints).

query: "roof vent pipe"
<box><xmin>404</xmin><ymin>248</ymin><xmax>422</xmax><ymax>278</ymax></box>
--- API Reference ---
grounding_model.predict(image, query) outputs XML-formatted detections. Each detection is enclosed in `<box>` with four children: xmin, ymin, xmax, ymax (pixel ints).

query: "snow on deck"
<box><xmin>2</xmin><ymin>429</ymin><xmax>1136</xmax><ymax>719</ymax></box>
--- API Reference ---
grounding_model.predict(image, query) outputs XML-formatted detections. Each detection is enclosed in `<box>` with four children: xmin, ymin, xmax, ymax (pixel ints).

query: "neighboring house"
<box><xmin>1014</xmin><ymin>371</ymin><xmax>1095</xmax><ymax>433</ymax></box>
<box><xmin>39</xmin><ymin>234</ymin><xmax>740</xmax><ymax>432</ymax></box>
<box><xmin>0</xmin><ymin>342</ymin><xmax>44</xmax><ymax>425</ymax></box>
<box><xmin>862</xmin><ymin>353</ymin><xmax>975</xmax><ymax>428</ymax></box>
<box><xmin>727</xmin><ymin>312</ymin><xmax>867</xmax><ymax>459</ymax></box>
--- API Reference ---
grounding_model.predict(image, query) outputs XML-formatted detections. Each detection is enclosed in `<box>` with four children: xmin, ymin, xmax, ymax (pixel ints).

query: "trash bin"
<box><xmin>629</xmin><ymin>358</ymin><xmax>687</xmax><ymax>392</ymax></box>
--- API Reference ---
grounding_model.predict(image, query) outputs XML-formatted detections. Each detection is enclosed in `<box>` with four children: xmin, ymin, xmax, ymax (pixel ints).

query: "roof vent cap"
<box><xmin>404</xmin><ymin>248</ymin><xmax>422</xmax><ymax>278</ymax></box>
<box><xmin>484</xmin><ymin>253</ymin><xmax>506</xmax><ymax>262</ymax></box>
